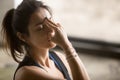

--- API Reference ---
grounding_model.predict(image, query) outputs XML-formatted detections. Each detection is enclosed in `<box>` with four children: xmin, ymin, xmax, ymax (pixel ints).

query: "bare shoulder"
<box><xmin>53</xmin><ymin>51</ymin><xmax>72</xmax><ymax>78</ymax></box>
<box><xmin>15</xmin><ymin>66</ymin><xmax>61</xmax><ymax>80</ymax></box>
<box><xmin>15</xmin><ymin>66</ymin><xmax>44</xmax><ymax>80</ymax></box>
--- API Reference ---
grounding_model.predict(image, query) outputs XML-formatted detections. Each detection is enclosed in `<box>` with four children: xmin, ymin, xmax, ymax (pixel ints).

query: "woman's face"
<box><xmin>26</xmin><ymin>8</ymin><xmax>56</xmax><ymax>50</ymax></box>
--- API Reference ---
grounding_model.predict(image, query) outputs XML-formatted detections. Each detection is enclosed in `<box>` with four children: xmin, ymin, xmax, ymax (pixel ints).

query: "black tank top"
<box><xmin>13</xmin><ymin>51</ymin><xmax>71</xmax><ymax>80</ymax></box>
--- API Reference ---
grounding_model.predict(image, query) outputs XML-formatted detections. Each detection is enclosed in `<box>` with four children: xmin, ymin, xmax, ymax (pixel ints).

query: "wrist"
<box><xmin>61</xmin><ymin>41</ymin><xmax>73</xmax><ymax>50</ymax></box>
<box><xmin>63</xmin><ymin>44</ymin><xmax>76</xmax><ymax>56</ymax></box>
<box><xmin>66</xmin><ymin>53</ymin><xmax>78</xmax><ymax>61</ymax></box>
<box><xmin>63</xmin><ymin>46</ymin><xmax>78</xmax><ymax>61</ymax></box>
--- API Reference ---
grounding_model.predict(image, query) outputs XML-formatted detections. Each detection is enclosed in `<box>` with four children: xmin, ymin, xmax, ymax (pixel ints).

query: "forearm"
<box><xmin>62</xmin><ymin>43</ymin><xmax>90</xmax><ymax>80</ymax></box>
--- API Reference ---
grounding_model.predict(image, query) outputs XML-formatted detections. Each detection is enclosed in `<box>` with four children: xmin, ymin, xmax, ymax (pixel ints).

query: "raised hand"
<box><xmin>43</xmin><ymin>17</ymin><xmax>71</xmax><ymax>49</ymax></box>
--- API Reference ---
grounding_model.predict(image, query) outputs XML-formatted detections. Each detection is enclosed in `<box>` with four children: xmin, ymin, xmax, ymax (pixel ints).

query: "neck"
<box><xmin>29</xmin><ymin>47</ymin><xmax>50</xmax><ymax>67</ymax></box>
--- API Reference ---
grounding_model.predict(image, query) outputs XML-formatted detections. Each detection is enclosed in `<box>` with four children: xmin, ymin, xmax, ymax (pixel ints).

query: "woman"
<box><xmin>2</xmin><ymin>0</ymin><xmax>90</xmax><ymax>80</ymax></box>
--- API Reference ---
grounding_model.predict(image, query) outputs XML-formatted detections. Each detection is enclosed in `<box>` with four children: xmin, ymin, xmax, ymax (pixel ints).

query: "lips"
<box><xmin>48</xmin><ymin>39</ymin><xmax>51</xmax><ymax>42</ymax></box>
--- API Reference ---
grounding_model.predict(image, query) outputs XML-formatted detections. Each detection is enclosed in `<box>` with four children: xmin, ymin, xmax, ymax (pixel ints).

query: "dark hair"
<box><xmin>2</xmin><ymin>0</ymin><xmax>52</xmax><ymax>63</ymax></box>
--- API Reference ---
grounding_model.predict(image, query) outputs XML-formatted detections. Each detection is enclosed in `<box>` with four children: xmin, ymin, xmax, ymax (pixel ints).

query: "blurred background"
<box><xmin>0</xmin><ymin>0</ymin><xmax>120</xmax><ymax>80</ymax></box>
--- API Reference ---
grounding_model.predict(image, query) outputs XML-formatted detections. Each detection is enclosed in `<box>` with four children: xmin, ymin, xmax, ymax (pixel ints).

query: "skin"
<box><xmin>15</xmin><ymin>7</ymin><xmax>90</xmax><ymax>80</ymax></box>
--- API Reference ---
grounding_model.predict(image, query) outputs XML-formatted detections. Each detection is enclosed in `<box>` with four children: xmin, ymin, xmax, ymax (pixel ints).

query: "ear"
<box><xmin>17</xmin><ymin>32</ymin><xmax>26</xmax><ymax>42</ymax></box>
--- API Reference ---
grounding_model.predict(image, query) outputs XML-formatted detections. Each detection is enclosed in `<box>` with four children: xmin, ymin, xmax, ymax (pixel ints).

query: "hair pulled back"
<box><xmin>2</xmin><ymin>0</ymin><xmax>52</xmax><ymax>62</ymax></box>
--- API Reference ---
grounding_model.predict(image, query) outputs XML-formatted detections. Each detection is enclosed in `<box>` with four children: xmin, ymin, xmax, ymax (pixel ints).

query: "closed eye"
<box><xmin>37</xmin><ymin>25</ymin><xmax>44</xmax><ymax>31</ymax></box>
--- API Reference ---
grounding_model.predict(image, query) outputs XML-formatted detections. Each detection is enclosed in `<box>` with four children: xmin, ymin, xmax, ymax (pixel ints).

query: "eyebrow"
<box><xmin>35</xmin><ymin>17</ymin><xmax>46</xmax><ymax>26</ymax></box>
<box><xmin>35</xmin><ymin>17</ymin><xmax>52</xmax><ymax>26</ymax></box>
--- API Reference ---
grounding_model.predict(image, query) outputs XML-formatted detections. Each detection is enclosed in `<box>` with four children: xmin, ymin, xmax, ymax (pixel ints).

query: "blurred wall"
<box><xmin>0</xmin><ymin>0</ymin><xmax>14</xmax><ymax>43</ymax></box>
<box><xmin>42</xmin><ymin>0</ymin><xmax>120</xmax><ymax>43</ymax></box>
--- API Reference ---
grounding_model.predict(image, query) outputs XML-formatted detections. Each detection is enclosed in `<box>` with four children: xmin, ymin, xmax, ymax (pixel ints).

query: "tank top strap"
<box><xmin>49</xmin><ymin>51</ymin><xmax>71</xmax><ymax>80</ymax></box>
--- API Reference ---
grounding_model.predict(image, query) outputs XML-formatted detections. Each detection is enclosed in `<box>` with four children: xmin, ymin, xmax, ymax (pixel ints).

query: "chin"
<box><xmin>48</xmin><ymin>42</ymin><xmax>57</xmax><ymax>49</ymax></box>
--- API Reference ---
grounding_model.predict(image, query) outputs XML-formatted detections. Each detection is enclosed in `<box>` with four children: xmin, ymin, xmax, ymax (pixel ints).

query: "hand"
<box><xmin>43</xmin><ymin>18</ymin><xmax>71</xmax><ymax>49</ymax></box>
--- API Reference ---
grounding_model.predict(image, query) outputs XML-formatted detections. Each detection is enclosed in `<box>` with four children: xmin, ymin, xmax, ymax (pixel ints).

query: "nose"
<box><xmin>46</xmin><ymin>26</ymin><xmax>55</xmax><ymax>37</ymax></box>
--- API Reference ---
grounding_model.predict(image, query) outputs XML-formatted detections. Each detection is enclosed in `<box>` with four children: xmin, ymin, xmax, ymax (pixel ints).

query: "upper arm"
<box><xmin>15</xmin><ymin>66</ymin><xmax>63</xmax><ymax>80</ymax></box>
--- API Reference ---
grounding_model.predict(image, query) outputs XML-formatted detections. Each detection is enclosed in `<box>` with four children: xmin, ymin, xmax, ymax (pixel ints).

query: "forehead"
<box><xmin>29</xmin><ymin>8</ymin><xmax>51</xmax><ymax>25</ymax></box>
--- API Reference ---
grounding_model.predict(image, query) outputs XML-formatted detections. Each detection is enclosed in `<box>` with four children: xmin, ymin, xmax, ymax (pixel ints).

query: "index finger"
<box><xmin>43</xmin><ymin>17</ymin><xmax>58</xmax><ymax>27</ymax></box>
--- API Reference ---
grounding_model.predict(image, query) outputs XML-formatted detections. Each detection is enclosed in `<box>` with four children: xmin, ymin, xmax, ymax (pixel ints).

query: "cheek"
<box><xmin>30</xmin><ymin>31</ymin><xmax>48</xmax><ymax>44</ymax></box>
